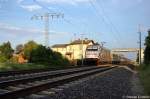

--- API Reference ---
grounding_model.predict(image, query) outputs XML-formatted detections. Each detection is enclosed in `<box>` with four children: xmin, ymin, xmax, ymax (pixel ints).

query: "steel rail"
<box><xmin>0</xmin><ymin>66</ymin><xmax>101</xmax><ymax>88</ymax></box>
<box><xmin>0</xmin><ymin>66</ymin><xmax>115</xmax><ymax>99</ymax></box>
<box><xmin>0</xmin><ymin>66</ymin><xmax>96</xmax><ymax>77</ymax></box>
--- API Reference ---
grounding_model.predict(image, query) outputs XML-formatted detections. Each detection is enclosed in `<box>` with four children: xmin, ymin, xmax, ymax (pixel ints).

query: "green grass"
<box><xmin>139</xmin><ymin>64</ymin><xmax>150</xmax><ymax>95</ymax></box>
<box><xmin>0</xmin><ymin>62</ymin><xmax>71</xmax><ymax>72</ymax></box>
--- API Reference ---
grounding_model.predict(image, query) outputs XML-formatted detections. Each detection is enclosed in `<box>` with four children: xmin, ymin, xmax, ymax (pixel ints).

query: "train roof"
<box><xmin>87</xmin><ymin>44</ymin><xmax>110</xmax><ymax>51</ymax></box>
<box><xmin>70</xmin><ymin>39</ymin><xmax>94</xmax><ymax>45</ymax></box>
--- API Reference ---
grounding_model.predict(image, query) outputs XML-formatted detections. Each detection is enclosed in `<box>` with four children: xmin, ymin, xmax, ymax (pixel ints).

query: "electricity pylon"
<box><xmin>31</xmin><ymin>13</ymin><xmax>64</xmax><ymax>47</ymax></box>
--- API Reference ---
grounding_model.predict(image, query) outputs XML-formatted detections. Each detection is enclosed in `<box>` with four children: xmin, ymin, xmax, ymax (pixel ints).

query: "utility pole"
<box><xmin>81</xmin><ymin>33</ymin><xmax>85</xmax><ymax>66</ymax></box>
<box><xmin>101</xmin><ymin>42</ymin><xmax>106</xmax><ymax>47</ymax></box>
<box><xmin>31</xmin><ymin>13</ymin><xmax>64</xmax><ymax>47</ymax></box>
<box><xmin>138</xmin><ymin>24</ymin><xmax>142</xmax><ymax>65</ymax></box>
<box><xmin>100</xmin><ymin>42</ymin><xmax>106</xmax><ymax>64</ymax></box>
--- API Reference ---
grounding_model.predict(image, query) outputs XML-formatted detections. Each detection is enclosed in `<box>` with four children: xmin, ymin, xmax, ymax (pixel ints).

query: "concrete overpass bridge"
<box><xmin>111</xmin><ymin>48</ymin><xmax>144</xmax><ymax>63</ymax></box>
<box><xmin>111</xmin><ymin>48</ymin><xmax>144</xmax><ymax>52</ymax></box>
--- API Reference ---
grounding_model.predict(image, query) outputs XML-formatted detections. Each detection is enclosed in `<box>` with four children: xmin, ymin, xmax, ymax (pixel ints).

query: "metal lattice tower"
<box><xmin>31</xmin><ymin>13</ymin><xmax>64</xmax><ymax>47</ymax></box>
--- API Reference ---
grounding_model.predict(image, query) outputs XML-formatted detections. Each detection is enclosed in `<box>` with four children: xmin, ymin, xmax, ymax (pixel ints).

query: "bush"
<box><xmin>30</xmin><ymin>45</ymin><xmax>53</xmax><ymax>64</ymax></box>
<box><xmin>0</xmin><ymin>41</ymin><xmax>14</xmax><ymax>59</ymax></box>
<box><xmin>0</xmin><ymin>55</ymin><xmax>7</xmax><ymax>63</ymax></box>
<box><xmin>9</xmin><ymin>56</ymin><xmax>18</xmax><ymax>63</ymax></box>
<box><xmin>0</xmin><ymin>41</ymin><xmax>71</xmax><ymax>71</ymax></box>
<box><xmin>23</xmin><ymin>41</ymin><xmax>38</xmax><ymax>60</ymax></box>
<box><xmin>51</xmin><ymin>52</ymin><xmax>70</xmax><ymax>66</ymax></box>
<box><xmin>0</xmin><ymin>63</ymin><xmax>49</xmax><ymax>71</ymax></box>
<box><xmin>30</xmin><ymin>45</ymin><xmax>70</xmax><ymax>66</ymax></box>
<box><xmin>144</xmin><ymin>30</ymin><xmax>150</xmax><ymax>65</ymax></box>
<box><xmin>139</xmin><ymin>64</ymin><xmax>150</xmax><ymax>95</ymax></box>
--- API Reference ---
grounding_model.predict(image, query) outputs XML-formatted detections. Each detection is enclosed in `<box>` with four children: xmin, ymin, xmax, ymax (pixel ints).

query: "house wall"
<box><xmin>52</xmin><ymin>42</ymin><xmax>94</xmax><ymax>60</ymax></box>
<box><xmin>51</xmin><ymin>47</ymin><xmax>67</xmax><ymax>57</ymax></box>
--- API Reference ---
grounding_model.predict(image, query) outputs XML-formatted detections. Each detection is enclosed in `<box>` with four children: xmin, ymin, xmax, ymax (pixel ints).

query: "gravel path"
<box><xmin>27</xmin><ymin>66</ymin><xmax>145</xmax><ymax>99</ymax></box>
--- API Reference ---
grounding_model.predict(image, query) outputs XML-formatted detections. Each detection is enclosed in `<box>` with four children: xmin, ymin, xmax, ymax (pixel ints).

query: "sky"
<box><xmin>0</xmin><ymin>0</ymin><xmax>150</xmax><ymax>51</ymax></box>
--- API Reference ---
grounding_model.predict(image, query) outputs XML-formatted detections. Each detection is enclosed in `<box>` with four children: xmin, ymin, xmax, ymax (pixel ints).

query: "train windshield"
<box><xmin>86</xmin><ymin>46</ymin><xmax>98</xmax><ymax>51</ymax></box>
<box><xmin>86</xmin><ymin>49</ymin><xmax>98</xmax><ymax>51</ymax></box>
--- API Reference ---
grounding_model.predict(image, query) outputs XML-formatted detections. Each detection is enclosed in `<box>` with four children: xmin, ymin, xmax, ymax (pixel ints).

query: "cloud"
<box><xmin>17</xmin><ymin>0</ymin><xmax>42</xmax><ymax>12</ymax></box>
<box><xmin>0</xmin><ymin>23</ymin><xmax>69</xmax><ymax>36</ymax></box>
<box><xmin>0</xmin><ymin>22</ymin><xmax>70</xmax><ymax>46</ymax></box>
<box><xmin>17</xmin><ymin>0</ymin><xmax>89</xmax><ymax>12</ymax></box>
<box><xmin>36</xmin><ymin>0</ymin><xmax>89</xmax><ymax>5</ymax></box>
<box><xmin>17</xmin><ymin>0</ymin><xmax>24</xmax><ymax>3</ymax></box>
<box><xmin>0</xmin><ymin>23</ymin><xmax>42</xmax><ymax>46</ymax></box>
<box><xmin>0</xmin><ymin>23</ymin><xmax>42</xmax><ymax>34</ymax></box>
<box><xmin>20</xmin><ymin>4</ymin><xmax>42</xmax><ymax>12</ymax></box>
<box><xmin>0</xmin><ymin>23</ymin><xmax>69</xmax><ymax>38</ymax></box>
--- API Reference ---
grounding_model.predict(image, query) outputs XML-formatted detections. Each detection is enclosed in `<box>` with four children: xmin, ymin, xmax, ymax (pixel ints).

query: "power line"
<box><xmin>31</xmin><ymin>13</ymin><xmax>64</xmax><ymax>47</ymax></box>
<box><xmin>34</xmin><ymin>0</ymin><xmax>121</xmax><ymax>47</ymax></box>
<box><xmin>92</xmin><ymin>0</ymin><xmax>120</xmax><ymax>41</ymax></box>
<box><xmin>88</xmin><ymin>0</ymin><xmax>111</xmax><ymax>42</ymax></box>
<box><xmin>33</xmin><ymin>0</ymin><xmax>89</xmax><ymax>41</ymax></box>
<box><xmin>34</xmin><ymin>0</ymin><xmax>81</xmax><ymax>32</ymax></box>
<box><xmin>88</xmin><ymin>0</ymin><xmax>122</xmax><ymax>48</ymax></box>
<box><xmin>34</xmin><ymin>0</ymin><xmax>75</xmax><ymax>26</ymax></box>
<box><xmin>88</xmin><ymin>0</ymin><xmax>106</xmax><ymax>26</ymax></box>
<box><xmin>50</xmin><ymin>4</ymin><xmax>90</xmax><ymax>38</ymax></box>
<box><xmin>95</xmin><ymin>0</ymin><xmax>123</xmax><ymax>44</ymax></box>
<box><xmin>33</xmin><ymin>0</ymin><xmax>64</xmax><ymax>47</ymax></box>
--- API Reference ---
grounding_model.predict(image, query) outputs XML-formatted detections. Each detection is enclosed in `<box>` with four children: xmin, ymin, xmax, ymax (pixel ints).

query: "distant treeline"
<box><xmin>0</xmin><ymin>41</ymin><xmax>70</xmax><ymax>66</ymax></box>
<box><xmin>144</xmin><ymin>30</ymin><xmax>150</xmax><ymax>65</ymax></box>
<box><xmin>139</xmin><ymin>30</ymin><xmax>150</xmax><ymax>95</ymax></box>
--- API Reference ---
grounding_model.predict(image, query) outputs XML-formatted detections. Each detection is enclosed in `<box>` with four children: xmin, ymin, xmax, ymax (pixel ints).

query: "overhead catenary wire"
<box><xmin>34</xmin><ymin>0</ymin><xmax>121</xmax><ymax>47</ymax></box>
<box><xmin>54</xmin><ymin>0</ymin><xmax>120</xmax><ymax>45</ymax></box>
<box><xmin>33</xmin><ymin>0</ymin><xmax>84</xmax><ymax>40</ymax></box>
<box><xmin>95</xmin><ymin>0</ymin><xmax>125</xmax><ymax>47</ymax></box>
<box><xmin>88</xmin><ymin>0</ymin><xmax>117</xmax><ymax>44</ymax></box>
<box><xmin>34</xmin><ymin>0</ymin><xmax>80</xmax><ymax>28</ymax></box>
<box><xmin>47</xmin><ymin>4</ymin><xmax>90</xmax><ymax>40</ymax></box>
<box><xmin>88</xmin><ymin>0</ymin><xmax>122</xmax><ymax>48</ymax></box>
<box><xmin>33</xmin><ymin>0</ymin><xmax>64</xmax><ymax>47</ymax></box>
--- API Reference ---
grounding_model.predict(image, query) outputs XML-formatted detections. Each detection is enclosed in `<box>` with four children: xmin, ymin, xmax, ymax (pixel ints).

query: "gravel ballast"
<box><xmin>26</xmin><ymin>66</ymin><xmax>145</xmax><ymax>99</ymax></box>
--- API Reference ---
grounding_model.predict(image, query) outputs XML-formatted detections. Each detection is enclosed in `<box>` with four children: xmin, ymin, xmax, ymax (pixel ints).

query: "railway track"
<box><xmin>0</xmin><ymin>66</ymin><xmax>90</xmax><ymax>78</ymax></box>
<box><xmin>0</xmin><ymin>66</ymin><xmax>100</xmax><ymax>82</ymax></box>
<box><xmin>0</xmin><ymin>68</ymin><xmax>56</xmax><ymax>78</ymax></box>
<box><xmin>0</xmin><ymin>66</ymin><xmax>116</xmax><ymax>99</ymax></box>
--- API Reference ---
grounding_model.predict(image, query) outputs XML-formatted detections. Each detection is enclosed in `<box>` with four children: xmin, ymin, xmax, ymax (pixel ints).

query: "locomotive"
<box><xmin>85</xmin><ymin>44</ymin><xmax>112</xmax><ymax>65</ymax></box>
<box><xmin>84</xmin><ymin>44</ymin><xmax>133</xmax><ymax>65</ymax></box>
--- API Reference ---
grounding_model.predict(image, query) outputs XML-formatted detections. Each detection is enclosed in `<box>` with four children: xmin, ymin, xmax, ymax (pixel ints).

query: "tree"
<box><xmin>52</xmin><ymin>51</ymin><xmax>70</xmax><ymax>66</ymax></box>
<box><xmin>144</xmin><ymin>30</ymin><xmax>150</xmax><ymax>64</ymax></box>
<box><xmin>30</xmin><ymin>45</ymin><xmax>70</xmax><ymax>66</ymax></box>
<box><xmin>30</xmin><ymin>45</ymin><xmax>53</xmax><ymax>63</ymax></box>
<box><xmin>136</xmin><ymin>52</ymin><xmax>139</xmax><ymax>63</ymax></box>
<box><xmin>23</xmin><ymin>41</ymin><xmax>38</xmax><ymax>60</ymax></box>
<box><xmin>0</xmin><ymin>41</ymin><xmax>14</xmax><ymax>60</ymax></box>
<box><xmin>0</xmin><ymin>54</ymin><xmax>7</xmax><ymax>62</ymax></box>
<box><xmin>15</xmin><ymin>44</ymin><xmax>24</xmax><ymax>54</ymax></box>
